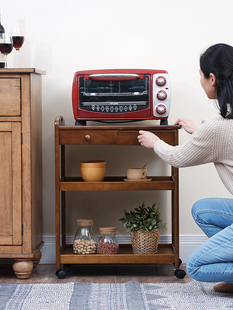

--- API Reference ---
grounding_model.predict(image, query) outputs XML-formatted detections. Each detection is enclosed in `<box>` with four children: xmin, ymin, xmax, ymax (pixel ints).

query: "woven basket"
<box><xmin>130</xmin><ymin>229</ymin><xmax>160</xmax><ymax>254</ymax></box>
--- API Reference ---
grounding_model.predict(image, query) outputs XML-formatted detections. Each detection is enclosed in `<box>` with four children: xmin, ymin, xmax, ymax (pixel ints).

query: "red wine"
<box><xmin>0</xmin><ymin>43</ymin><xmax>13</xmax><ymax>55</ymax></box>
<box><xmin>12</xmin><ymin>36</ymin><xmax>24</xmax><ymax>50</ymax></box>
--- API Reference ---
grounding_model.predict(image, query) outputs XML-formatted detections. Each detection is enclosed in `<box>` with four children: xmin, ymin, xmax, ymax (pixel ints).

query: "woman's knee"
<box><xmin>191</xmin><ymin>198</ymin><xmax>233</xmax><ymax>218</ymax></box>
<box><xmin>191</xmin><ymin>198</ymin><xmax>207</xmax><ymax>222</ymax></box>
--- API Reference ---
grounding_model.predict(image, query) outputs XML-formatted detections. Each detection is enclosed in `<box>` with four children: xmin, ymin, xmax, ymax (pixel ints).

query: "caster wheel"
<box><xmin>56</xmin><ymin>269</ymin><xmax>67</xmax><ymax>279</ymax></box>
<box><xmin>174</xmin><ymin>269</ymin><xmax>186</xmax><ymax>279</ymax></box>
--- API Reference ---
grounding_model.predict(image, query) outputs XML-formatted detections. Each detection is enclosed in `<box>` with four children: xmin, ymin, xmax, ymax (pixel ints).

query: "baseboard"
<box><xmin>39</xmin><ymin>234</ymin><xmax>208</xmax><ymax>265</ymax></box>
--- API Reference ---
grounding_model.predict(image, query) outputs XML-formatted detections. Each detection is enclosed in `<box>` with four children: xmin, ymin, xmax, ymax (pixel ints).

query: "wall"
<box><xmin>2</xmin><ymin>0</ymin><xmax>233</xmax><ymax>262</ymax></box>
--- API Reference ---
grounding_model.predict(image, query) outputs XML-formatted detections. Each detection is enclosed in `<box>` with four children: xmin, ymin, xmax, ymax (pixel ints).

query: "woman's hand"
<box><xmin>137</xmin><ymin>130</ymin><xmax>160</xmax><ymax>149</ymax></box>
<box><xmin>174</xmin><ymin>118</ymin><xmax>197</xmax><ymax>134</ymax></box>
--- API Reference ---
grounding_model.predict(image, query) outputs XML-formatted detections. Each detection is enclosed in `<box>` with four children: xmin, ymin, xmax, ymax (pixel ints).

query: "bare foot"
<box><xmin>214</xmin><ymin>282</ymin><xmax>233</xmax><ymax>293</ymax></box>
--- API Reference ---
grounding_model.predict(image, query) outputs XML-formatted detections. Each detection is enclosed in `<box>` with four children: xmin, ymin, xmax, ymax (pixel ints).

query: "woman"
<box><xmin>137</xmin><ymin>43</ymin><xmax>233</xmax><ymax>293</ymax></box>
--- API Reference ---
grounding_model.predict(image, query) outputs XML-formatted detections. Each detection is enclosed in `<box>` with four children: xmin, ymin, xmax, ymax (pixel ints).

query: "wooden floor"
<box><xmin>0</xmin><ymin>263</ymin><xmax>191</xmax><ymax>284</ymax></box>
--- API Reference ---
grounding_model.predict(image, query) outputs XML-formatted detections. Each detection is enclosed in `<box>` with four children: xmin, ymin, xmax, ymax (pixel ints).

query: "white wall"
<box><xmin>2</xmin><ymin>0</ymin><xmax>233</xmax><ymax>261</ymax></box>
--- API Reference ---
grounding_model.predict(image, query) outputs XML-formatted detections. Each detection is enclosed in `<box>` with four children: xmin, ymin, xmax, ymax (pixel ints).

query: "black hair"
<box><xmin>200</xmin><ymin>43</ymin><xmax>233</xmax><ymax>119</ymax></box>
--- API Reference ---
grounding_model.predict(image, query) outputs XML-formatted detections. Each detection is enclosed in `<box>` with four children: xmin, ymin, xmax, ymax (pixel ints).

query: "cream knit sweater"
<box><xmin>154</xmin><ymin>113</ymin><xmax>233</xmax><ymax>194</ymax></box>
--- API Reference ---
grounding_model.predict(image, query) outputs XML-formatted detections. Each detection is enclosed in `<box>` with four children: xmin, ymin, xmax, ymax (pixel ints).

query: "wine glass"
<box><xmin>11</xmin><ymin>27</ymin><xmax>24</xmax><ymax>67</ymax></box>
<box><xmin>11</xmin><ymin>27</ymin><xmax>24</xmax><ymax>51</ymax></box>
<box><xmin>0</xmin><ymin>33</ymin><xmax>13</xmax><ymax>68</ymax></box>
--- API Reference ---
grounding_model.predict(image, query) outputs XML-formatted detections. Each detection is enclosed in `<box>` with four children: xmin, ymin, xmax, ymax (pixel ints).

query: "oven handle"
<box><xmin>88</xmin><ymin>74</ymin><xmax>141</xmax><ymax>81</ymax></box>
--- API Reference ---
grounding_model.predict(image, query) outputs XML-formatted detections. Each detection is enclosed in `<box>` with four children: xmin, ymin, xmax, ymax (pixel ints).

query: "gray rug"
<box><xmin>1</xmin><ymin>280</ymin><xmax>233</xmax><ymax>309</ymax></box>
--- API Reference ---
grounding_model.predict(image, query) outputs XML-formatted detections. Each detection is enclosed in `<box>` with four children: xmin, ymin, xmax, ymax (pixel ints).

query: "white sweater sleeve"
<box><xmin>153</xmin><ymin>118</ymin><xmax>215</xmax><ymax>168</ymax></box>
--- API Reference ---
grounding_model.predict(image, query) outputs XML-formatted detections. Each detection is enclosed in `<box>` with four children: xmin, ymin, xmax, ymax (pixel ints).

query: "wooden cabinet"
<box><xmin>55</xmin><ymin>116</ymin><xmax>185</xmax><ymax>279</ymax></box>
<box><xmin>0</xmin><ymin>69</ymin><xmax>45</xmax><ymax>279</ymax></box>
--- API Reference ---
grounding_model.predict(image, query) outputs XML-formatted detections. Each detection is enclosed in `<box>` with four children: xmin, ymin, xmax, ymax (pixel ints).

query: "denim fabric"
<box><xmin>186</xmin><ymin>198</ymin><xmax>233</xmax><ymax>283</ymax></box>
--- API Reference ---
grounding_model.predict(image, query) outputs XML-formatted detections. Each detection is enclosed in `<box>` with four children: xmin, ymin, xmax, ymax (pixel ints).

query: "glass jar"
<box><xmin>73</xmin><ymin>219</ymin><xmax>97</xmax><ymax>254</ymax></box>
<box><xmin>97</xmin><ymin>227</ymin><xmax>119</xmax><ymax>254</ymax></box>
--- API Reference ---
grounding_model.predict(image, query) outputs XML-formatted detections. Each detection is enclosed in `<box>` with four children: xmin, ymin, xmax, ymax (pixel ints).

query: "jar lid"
<box><xmin>99</xmin><ymin>227</ymin><xmax>116</xmax><ymax>234</ymax></box>
<box><xmin>76</xmin><ymin>219</ymin><xmax>94</xmax><ymax>226</ymax></box>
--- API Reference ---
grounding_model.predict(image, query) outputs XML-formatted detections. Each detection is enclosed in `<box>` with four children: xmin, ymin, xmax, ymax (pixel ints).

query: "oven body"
<box><xmin>72</xmin><ymin>69</ymin><xmax>171</xmax><ymax>125</ymax></box>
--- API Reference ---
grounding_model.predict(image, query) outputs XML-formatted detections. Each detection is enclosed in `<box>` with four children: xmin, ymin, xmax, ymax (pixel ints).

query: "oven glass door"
<box><xmin>78</xmin><ymin>74</ymin><xmax>150</xmax><ymax>112</ymax></box>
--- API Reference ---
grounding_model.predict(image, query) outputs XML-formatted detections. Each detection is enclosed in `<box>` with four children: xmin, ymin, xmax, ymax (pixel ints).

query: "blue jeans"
<box><xmin>186</xmin><ymin>197</ymin><xmax>233</xmax><ymax>283</ymax></box>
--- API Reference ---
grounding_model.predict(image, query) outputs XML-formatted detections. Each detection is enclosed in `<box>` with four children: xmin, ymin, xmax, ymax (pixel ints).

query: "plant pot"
<box><xmin>130</xmin><ymin>228</ymin><xmax>160</xmax><ymax>254</ymax></box>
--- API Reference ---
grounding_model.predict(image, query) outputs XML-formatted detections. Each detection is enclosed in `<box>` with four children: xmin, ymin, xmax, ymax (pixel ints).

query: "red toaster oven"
<box><xmin>72</xmin><ymin>69</ymin><xmax>171</xmax><ymax>125</ymax></box>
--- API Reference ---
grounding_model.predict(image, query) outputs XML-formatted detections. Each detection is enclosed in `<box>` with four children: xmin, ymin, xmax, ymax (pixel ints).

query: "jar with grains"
<box><xmin>73</xmin><ymin>219</ymin><xmax>97</xmax><ymax>254</ymax></box>
<box><xmin>97</xmin><ymin>227</ymin><xmax>119</xmax><ymax>254</ymax></box>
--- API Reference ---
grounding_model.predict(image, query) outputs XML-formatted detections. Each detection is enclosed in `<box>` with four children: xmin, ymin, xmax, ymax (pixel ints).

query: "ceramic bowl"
<box><xmin>80</xmin><ymin>160</ymin><xmax>106</xmax><ymax>182</ymax></box>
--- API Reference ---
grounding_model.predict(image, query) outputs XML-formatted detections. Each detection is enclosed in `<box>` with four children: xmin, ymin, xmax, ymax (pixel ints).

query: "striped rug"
<box><xmin>1</xmin><ymin>280</ymin><xmax>233</xmax><ymax>309</ymax></box>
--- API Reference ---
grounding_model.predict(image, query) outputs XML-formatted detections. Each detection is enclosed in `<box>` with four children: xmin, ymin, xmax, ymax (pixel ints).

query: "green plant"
<box><xmin>119</xmin><ymin>202</ymin><xmax>167</xmax><ymax>232</ymax></box>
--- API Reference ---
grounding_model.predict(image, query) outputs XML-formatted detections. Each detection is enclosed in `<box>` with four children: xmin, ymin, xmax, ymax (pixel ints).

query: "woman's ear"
<box><xmin>209</xmin><ymin>73</ymin><xmax>216</xmax><ymax>87</ymax></box>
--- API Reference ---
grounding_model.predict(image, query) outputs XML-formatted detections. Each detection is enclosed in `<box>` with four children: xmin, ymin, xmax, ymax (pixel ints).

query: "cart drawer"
<box><xmin>59</xmin><ymin>130</ymin><xmax>117</xmax><ymax>145</ymax></box>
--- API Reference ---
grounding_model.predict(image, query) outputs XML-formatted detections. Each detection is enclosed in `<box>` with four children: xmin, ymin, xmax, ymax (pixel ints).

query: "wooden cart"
<box><xmin>54</xmin><ymin>116</ymin><xmax>185</xmax><ymax>279</ymax></box>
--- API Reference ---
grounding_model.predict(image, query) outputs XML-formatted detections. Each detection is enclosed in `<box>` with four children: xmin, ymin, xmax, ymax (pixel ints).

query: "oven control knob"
<box><xmin>157</xmin><ymin>90</ymin><xmax>167</xmax><ymax>101</ymax></box>
<box><xmin>156</xmin><ymin>104</ymin><xmax>166</xmax><ymax>115</ymax></box>
<box><xmin>156</xmin><ymin>76</ymin><xmax>166</xmax><ymax>86</ymax></box>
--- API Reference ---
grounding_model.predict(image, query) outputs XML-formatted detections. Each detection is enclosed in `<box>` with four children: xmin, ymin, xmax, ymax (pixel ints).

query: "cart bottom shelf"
<box><xmin>59</xmin><ymin>244</ymin><xmax>176</xmax><ymax>265</ymax></box>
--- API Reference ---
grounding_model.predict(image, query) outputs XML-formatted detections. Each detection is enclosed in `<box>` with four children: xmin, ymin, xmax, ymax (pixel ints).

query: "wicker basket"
<box><xmin>130</xmin><ymin>229</ymin><xmax>160</xmax><ymax>254</ymax></box>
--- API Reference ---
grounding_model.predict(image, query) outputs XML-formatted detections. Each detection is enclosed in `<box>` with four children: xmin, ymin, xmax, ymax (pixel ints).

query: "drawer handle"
<box><xmin>85</xmin><ymin>134</ymin><xmax>91</xmax><ymax>141</ymax></box>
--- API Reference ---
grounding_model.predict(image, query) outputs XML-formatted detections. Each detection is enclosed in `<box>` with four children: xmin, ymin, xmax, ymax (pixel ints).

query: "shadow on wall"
<box><xmin>34</xmin><ymin>41</ymin><xmax>52</xmax><ymax>74</ymax></box>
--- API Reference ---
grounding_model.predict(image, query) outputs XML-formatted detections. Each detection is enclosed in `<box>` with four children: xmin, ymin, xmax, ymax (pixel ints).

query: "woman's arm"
<box><xmin>174</xmin><ymin>118</ymin><xmax>197</xmax><ymax>134</ymax></box>
<box><xmin>137</xmin><ymin>119</ymin><xmax>197</xmax><ymax>149</ymax></box>
<box><xmin>137</xmin><ymin>118</ymin><xmax>214</xmax><ymax>168</ymax></box>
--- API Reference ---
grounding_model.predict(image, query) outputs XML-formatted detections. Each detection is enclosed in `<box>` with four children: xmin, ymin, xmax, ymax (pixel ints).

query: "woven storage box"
<box><xmin>130</xmin><ymin>229</ymin><xmax>160</xmax><ymax>254</ymax></box>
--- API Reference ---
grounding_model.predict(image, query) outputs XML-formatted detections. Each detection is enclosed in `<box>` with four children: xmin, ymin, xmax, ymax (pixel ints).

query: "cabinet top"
<box><xmin>0</xmin><ymin>68</ymin><xmax>46</xmax><ymax>75</ymax></box>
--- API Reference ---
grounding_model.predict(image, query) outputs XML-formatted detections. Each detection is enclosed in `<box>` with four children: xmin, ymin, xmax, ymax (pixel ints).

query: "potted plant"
<box><xmin>119</xmin><ymin>202</ymin><xmax>166</xmax><ymax>254</ymax></box>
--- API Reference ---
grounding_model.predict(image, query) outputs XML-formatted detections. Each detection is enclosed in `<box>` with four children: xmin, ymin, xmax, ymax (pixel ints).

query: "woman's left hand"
<box><xmin>137</xmin><ymin>130</ymin><xmax>160</xmax><ymax>149</ymax></box>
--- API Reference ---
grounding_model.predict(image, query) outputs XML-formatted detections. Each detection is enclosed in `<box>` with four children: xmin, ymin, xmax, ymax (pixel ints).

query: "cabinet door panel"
<box><xmin>0</xmin><ymin>122</ymin><xmax>21</xmax><ymax>245</ymax></box>
<box><xmin>0</xmin><ymin>79</ymin><xmax>21</xmax><ymax>116</ymax></box>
